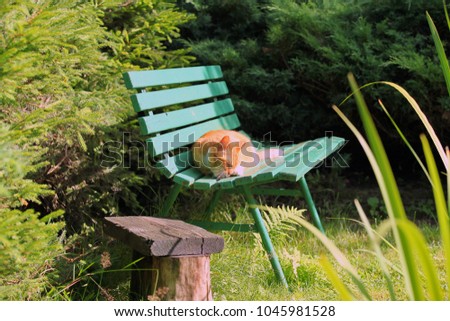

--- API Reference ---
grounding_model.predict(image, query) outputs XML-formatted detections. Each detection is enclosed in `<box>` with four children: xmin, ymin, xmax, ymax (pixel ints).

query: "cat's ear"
<box><xmin>219</xmin><ymin>135</ymin><xmax>230</xmax><ymax>147</ymax></box>
<box><xmin>232</xmin><ymin>147</ymin><xmax>241</xmax><ymax>163</ymax></box>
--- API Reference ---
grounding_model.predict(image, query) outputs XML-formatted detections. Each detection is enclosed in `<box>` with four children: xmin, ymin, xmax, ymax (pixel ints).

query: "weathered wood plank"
<box><xmin>103</xmin><ymin>216</ymin><xmax>224</xmax><ymax>257</ymax></box>
<box><xmin>150</xmin><ymin>256</ymin><xmax>213</xmax><ymax>301</ymax></box>
<box><xmin>129</xmin><ymin>251</ymin><xmax>214</xmax><ymax>301</ymax></box>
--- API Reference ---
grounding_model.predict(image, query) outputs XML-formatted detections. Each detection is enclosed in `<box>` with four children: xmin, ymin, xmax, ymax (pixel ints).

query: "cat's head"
<box><xmin>207</xmin><ymin>135</ymin><xmax>240</xmax><ymax>179</ymax></box>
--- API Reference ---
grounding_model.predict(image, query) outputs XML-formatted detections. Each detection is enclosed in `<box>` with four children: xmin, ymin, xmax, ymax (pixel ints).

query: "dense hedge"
<box><xmin>0</xmin><ymin>0</ymin><xmax>193</xmax><ymax>299</ymax></box>
<box><xmin>182</xmin><ymin>0</ymin><xmax>450</xmax><ymax>171</ymax></box>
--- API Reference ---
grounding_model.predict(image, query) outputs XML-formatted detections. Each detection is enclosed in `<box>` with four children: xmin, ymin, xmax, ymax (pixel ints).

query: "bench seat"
<box><xmin>172</xmin><ymin>136</ymin><xmax>344</xmax><ymax>190</ymax></box>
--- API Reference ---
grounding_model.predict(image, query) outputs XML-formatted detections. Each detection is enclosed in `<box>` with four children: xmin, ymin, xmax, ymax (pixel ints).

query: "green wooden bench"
<box><xmin>122</xmin><ymin>65</ymin><xmax>345</xmax><ymax>288</ymax></box>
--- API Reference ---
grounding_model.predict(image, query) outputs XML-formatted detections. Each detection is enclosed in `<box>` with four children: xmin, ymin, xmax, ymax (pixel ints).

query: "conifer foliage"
<box><xmin>184</xmin><ymin>0</ymin><xmax>449</xmax><ymax>149</ymax></box>
<box><xmin>0</xmin><ymin>0</ymin><xmax>193</xmax><ymax>299</ymax></box>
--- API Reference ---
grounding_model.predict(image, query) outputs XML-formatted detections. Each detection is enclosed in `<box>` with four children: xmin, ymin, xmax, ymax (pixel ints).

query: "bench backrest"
<box><xmin>123</xmin><ymin>66</ymin><xmax>241</xmax><ymax>178</ymax></box>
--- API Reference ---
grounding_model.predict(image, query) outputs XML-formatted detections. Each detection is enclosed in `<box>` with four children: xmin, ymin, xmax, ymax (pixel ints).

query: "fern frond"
<box><xmin>259</xmin><ymin>205</ymin><xmax>306</xmax><ymax>236</ymax></box>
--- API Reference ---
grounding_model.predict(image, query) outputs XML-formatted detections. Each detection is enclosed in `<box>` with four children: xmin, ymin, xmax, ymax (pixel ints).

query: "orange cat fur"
<box><xmin>192</xmin><ymin>130</ymin><xmax>283</xmax><ymax>179</ymax></box>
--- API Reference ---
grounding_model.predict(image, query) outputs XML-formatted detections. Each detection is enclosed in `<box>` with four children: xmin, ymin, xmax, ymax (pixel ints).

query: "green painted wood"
<box><xmin>252</xmin><ymin>143</ymin><xmax>314</xmax><ymax>183</ymax></box>
<box><xmin>205</xmin><ymin>190</ymin><xmax>224</xmax><ymax>215</ymax></box>
<box><xmin>299</xmin><ymin>177</ymin><xmax>325</xmax><ymax>233</ymax></box>
<box><xmin>173</xmin><ymin>168</ymin><xmax>204</xmax><ymax>186</ymax></box>
<box><xmin>278</xmin><ymin>137</ymin><xmax>345</xmax><ymax>182</ymax></box>
<box><xmin>191</xmin><ymin>173</ymin><xmax>254</xmax><ymax>190</ymax></box>
<box><xmin>217</xmin><ymin>175</ymin><xmax>252</xmax><ymax>188</ymax></box>
<box><xmin>242</xmin><ymin>186</ymin><xmax>288</xmax><ymax>288</ymax></box>
<box><xmin>123</xmin><ymin>65</ymin><xmax>223</xmax><ymax>89</ymax></box>
<box><xmin>193</xmin><ymin>176</ymin><xmax>238</xmax><ymax>190</ymax></box>
<box><xmin>191</xmin><ymin>177</ymin><xmax>218</xmax><ymax>190</ymax></box>
<box><xmin>217</xmin><ymin>175</ymin><xmax>253</xmax><ymax>189</ymax></box>
<box><xmin>139</xmin><ymin>99</ymin><xmax>235</xmax><ymax>135</ymax></box>
<box><xmin>155</xmin><ymin>151</ymin><xmax>193</xmax><ymax>178</ymax></box>
<box><xmin>246</xmin><ymin>156</ymin><xmax>286</xmax><ymax>183</ymax></box>
<box><xmin>191</xmin><ymin>141</ymin><xmax>316</xmax><ymax>190</ymax></box>
<box><xmin>160</xmin><ymin>183</ymin><xmax>182</xmax><ymax>217</ymax></box>
<box><xmin>250</xmin><ymin>187</ymin><xmax>303</xmax><ymax>197</ymax></box>
<box><xmin>161</xmin><ymin>137</ymin><xmax>344</xmax><ymax>189</ymax></box>
<box><xmin>180</xmin><ymin>172</ymin><xmax>253</xmax><ymax>191</ymax></box>
<box><xmin>147</xmin><ymin>113</ymin><xmax>241</xmax><ymax>157</ymax></box>
<box><xmin>188</xmin><ymin>220</ymin><xmax>256</xmax><ymax>232</ymax></box>
<box><xmin>232</xmin><ymin>142</ymin><xmax>310</xmax><ymax>187</ymax></box>
<box><xmin>130</xmin><ymin>81</ymin><xmax>229</xmax><ymax>112</ymax></box>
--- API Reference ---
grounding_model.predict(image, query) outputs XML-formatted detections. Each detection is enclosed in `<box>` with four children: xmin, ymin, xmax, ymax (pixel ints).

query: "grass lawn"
<box><xmin>53</xmin><ymin>175</ymin><xmax>445</xmax><ymax>301</ymax></box>
<box><xmin>209</xmin><ymin>218</ymin><xmax>444</xmax><ymax>301</ymax></box>
<box><xmin>200</xmin><ymin>175</ymin><xmax>444</xmax><ymax>301</ymax></box>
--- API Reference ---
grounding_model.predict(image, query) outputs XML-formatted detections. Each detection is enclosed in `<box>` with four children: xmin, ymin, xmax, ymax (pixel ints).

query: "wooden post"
<box><xmin>150</xmin><ymin>255</ymin><xmax>213</xmax><ymax>301</ymax></box>
<box><xmin>129</xmin><ymin>250</ymin><xmax>153</xmax><ymax>300</ymax></box>
<box><xmin>103</xmin><ymin>216</ymin><xmax>224</xmax><ymax>301</ymax></box>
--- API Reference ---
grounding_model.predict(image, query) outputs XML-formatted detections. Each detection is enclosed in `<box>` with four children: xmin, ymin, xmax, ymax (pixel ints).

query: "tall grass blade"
<box><xmin>340</xmin><ymin>81</ymin><xmax>448</xmax><ymax>170</ymax></box>
<box><xmin>447</xmin><ymin>147</ymin><xmax>450</xmax><ymax>216</ymax></box>
<box><xmin>420</xmin><ymin>134</ymin><xmax>450</xmax><ymax>296</ymax></box>
<box><xmin>332</xmin><ymin>105</ymin><xmax>395</xmax><ymax>221</ymax></box>
<box><xmin>379</xmin><ymin>82</ymin><xmax>448</xmax><ymax>170</ymax></box>
<box><xmin>401</xmin><ymin>227</ymin><xmax>441</xmax><ymax>298</ymax></box>
<box><xmin>296</xmin><ymin>217</ymin><xmax>372</xmax><ymax>300</ymax></box>
<box><xmin>444</xmin><ymin>0</ymin><xmax>450</xmax><ymax>31</ymax></box>
<box><xmin>354</xmin><ymin>199</ymin><xmax>397</xmax><ymax>300</ymax></box>
<box><xmin>427</xmin><ymin>11</ymin><xmax>450</xmax><ymax>99</ymax></box>
<box><xmin>377</xmin><ymin>99</ymin><xmax>432</xmax><ymax>184</ymax></box>
<box><xmin>296</xmin><ymin>218</ymin><xmax>357</xmax><ymax>275</ymax></box>
<box><xmin>332</xmin><ymin>103</ymin><xmax>408</xmax><ymax>285</ymax></box>
<box><xmin>319</xmin><ymin>255</ymin><xmax>354</xmax><ymax>300</ymax></box>
<box><xmin>395</xmin><ymin>219</ymin><xmax>444</xmax><ymax>300</ymax></box>
<box><xmin>347</xmin><ymin>74</ymin><xmax>407</xmax><ymax>221</ymax></box>
<box><xmin>336</xmin><ymin>75</ymin><xmax>425</xmax><ymax>300</ymax></box>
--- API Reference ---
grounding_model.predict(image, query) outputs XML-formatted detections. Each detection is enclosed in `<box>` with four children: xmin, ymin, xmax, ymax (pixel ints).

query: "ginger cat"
<box><xmin>192</xmin><ymin>130</ymin><xmax>283</xmax><ymax>179</ymax></box>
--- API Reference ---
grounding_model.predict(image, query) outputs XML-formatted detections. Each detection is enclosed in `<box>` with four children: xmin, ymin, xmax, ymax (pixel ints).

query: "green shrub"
<box><xmin>0</xmin><ymin>125</ymin><xmax>64</xmax><ymax>300</ymax></box>
<box><xmin>0</xmin><ymin>0</ymin><xmax>194</xmax><ymax>299</ymax></box>
<box><xmin>103</xmin><ymin>0</ymin><xmax>195</xmax><ymax>69</ymax></box>
<box><xmin>0</xmin><ymin>0</ymin><xmax>194</xmax><ymax>227</ymax></box>
<box><xmin>294</xmin><ymin>3</ymin><xmax>450</xmax><ymax>299</ymax></box>
<box><xmin>184</xmin><ymin>0</ymin><xmax>449</xmax><ymax>155</ymax></box>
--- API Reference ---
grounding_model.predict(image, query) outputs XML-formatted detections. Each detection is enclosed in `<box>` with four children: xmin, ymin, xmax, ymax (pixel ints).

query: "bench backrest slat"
<box><xmin>138</xmin><ymin>98</ymin><xmax>235</xmax><ymax>135</ymax></box>
<box><xmin>123</xmin><ymin>65</ymin><xmax>242</xmax><ymax>177</ymax></box>
<box><xmin>130</xmin><ymin>81</ymin><xmax>229</xmax><ymax>112</ymax></box>
<box><xmin>155</xmin><ymin>150</ymin><xmax>193</xmax><ymax>178</ymax></box>
<box><xmin>123</xmin><ymin>65</ymin><xmax>223</xmax><ymax>89</ymax></box>
<box><xmin>147</xmin><ymin>113</ymin><xmax>241</xmax><ymax>157</ymax></box>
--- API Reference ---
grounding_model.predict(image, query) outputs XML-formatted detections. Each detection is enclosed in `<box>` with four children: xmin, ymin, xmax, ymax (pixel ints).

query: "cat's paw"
<box><xmin>216</xmin><ymin>171</ymin><xmax>229</xmax><ymax>180</ymax></box>
<box><xmin>233</xmin><ymin>166</ymin><xmax>245</xmax><ymax>176</ymax></box>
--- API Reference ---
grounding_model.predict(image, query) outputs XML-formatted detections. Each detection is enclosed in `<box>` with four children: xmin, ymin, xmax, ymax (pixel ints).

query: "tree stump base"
<box><xmin>103</xmin><ymin>216</ymin><xmax>224</xmax><ymax>301</ymax></box>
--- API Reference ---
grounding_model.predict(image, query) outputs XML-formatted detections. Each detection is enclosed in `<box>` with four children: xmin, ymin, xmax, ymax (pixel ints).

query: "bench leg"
<box><xmin>130</xmin><ymin>251</ymin><xmax>153</xmax><ymax>300</ymax></box>
<box><xmin>242</xmin><ymin>186</ymin><xmax>288</xmax><ymax>288</ymax></box>
<box><xmin>151</xmin><ymin>255</ymin><xmax>213</xmax><ymax>301</ymax></box>
<box><xmin>160</xmin><ymin>184</ymin><xmax>182</xmax><ymax>217</ymax></box>
<box><xmin>129</xmin><ymin>251</ymin><xmax>213</xmax><ymax>301</ymax></box>
<box><xmin>299</xmin><ymin>176</ymin><xmax>325</xmax><ymax>234</ymax></box>
<box><xmin>205</xmin><ymin>190</ymin><xmax>223</xmax><ymax>216</ymax></box>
